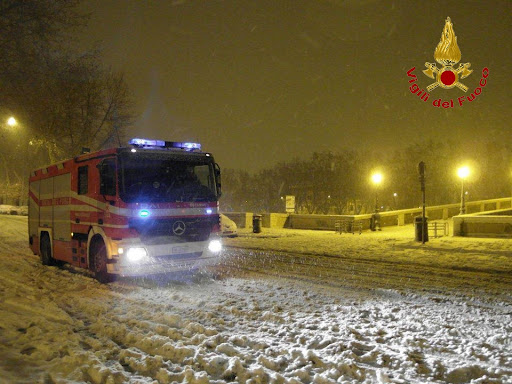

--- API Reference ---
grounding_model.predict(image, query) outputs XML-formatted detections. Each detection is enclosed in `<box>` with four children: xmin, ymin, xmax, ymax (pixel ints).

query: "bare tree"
<box><xmin>24</xmin><ymin>53</ymin><xmax>134</xmax><ymax>161</ymax></box>
<box><xmin>0</xmin><ymin>1</ymin><xmax>135</xmax><ymax>204</ymax></box>
<box><xmin>0</xmin><ymin>0</ymin><xmax>85</xmax><ymax>79</ymax></box>
<box><xmin>219</xmin><ymin>140</ymin><xmax>512</xmax><ymax>215</ymax></box>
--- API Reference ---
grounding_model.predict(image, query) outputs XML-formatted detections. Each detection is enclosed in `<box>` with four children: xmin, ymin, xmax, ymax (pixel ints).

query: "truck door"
<box><xmin>96</xmin><ymin>157</ymin><xmax>118</xmax><ymax>225</ymax></box>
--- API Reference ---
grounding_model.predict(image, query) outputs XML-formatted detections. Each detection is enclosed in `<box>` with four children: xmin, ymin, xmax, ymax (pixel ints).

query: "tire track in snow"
<box><xmin>220</xmin><ymin>248</ymin><xmax>512</xmax><ymax>301</ymax></box>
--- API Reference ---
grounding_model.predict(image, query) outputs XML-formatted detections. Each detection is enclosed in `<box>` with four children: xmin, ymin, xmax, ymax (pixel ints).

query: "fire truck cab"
<box><xmin>28</xmin><ymin>138</ymin><xmax>223</xmax><ymax>282</ymax></box>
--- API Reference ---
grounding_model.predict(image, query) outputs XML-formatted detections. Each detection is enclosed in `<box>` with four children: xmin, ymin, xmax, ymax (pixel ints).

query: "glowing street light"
<box><xmin>7</xmin><ymin>116</ymin><xmax>17</xmax><ymax>127</ymax></box>
<box><xmin>371</xmin><ymin>172</ymin><xmax>383</xmax><ymax>185</ymax></box>
<box><xmin>457</xmin><ymin>166</ymin><xmax>470</xmax><ymax>214</ymax></box>
<box><xmin>457</xmin><ymin>166</ymin><xmax>470</xmax><ymax>179</ymax></box>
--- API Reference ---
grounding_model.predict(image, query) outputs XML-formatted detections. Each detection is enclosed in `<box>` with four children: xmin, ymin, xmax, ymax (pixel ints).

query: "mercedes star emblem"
<box><xmin>172</xmin><ymin>221</ymin><xmax>186</xmax><ymax>236</ymax></box>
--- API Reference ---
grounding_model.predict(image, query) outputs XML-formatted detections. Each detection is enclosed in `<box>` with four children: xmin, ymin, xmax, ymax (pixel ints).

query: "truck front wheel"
<box><xmin>40</xmin><ymin>234</ymin><xmax>55</xmax><ymax>266</ymax></box>
<box><xmin>89</xmin><ymin>237</ymin><xmax>113</xmax><ymax>283</ymax></box>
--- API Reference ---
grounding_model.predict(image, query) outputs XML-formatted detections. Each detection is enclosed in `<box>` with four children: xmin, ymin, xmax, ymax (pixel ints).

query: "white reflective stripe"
<box><xmin>69</xmin><ymin>204</ymin><xmax>216</xmax><ymax>217</ymax></box>
<box><xmin>120</xmin><ymin>207</ymin><xmax>218</xmax><ymax>217</ymax></box>
<box><xmin>72</xmin><ymin>192</ymin><xmax>104</xmax><ymax>209</ymax></box>
<box><xmin>70</xmin><ymin>191</ymin><xmax>218</xmax><ymax>217</ymax></box>
<box><xmin>74</xmin><ymin>221</ymin><xmax>128</xmax><ymax>229</ymax></box>
<box><xmin>31</xmin><ymin>188</ymin><xmax>218</xmax><ymax>217</ymax></box>
<box><xmin>69</xmin><ymin>205</ymin><xmax>100</xmax><ymax>212</ymax></box>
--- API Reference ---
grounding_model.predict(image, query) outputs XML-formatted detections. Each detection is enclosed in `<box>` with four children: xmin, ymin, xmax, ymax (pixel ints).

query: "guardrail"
<box><xmin>428</xmin><ymin>222</ymin><xmax>449</xmax><ymax>238</ymax></box>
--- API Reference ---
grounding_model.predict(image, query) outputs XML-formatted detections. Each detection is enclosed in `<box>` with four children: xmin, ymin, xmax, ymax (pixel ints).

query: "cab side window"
<box><xmin>78</xmin><ymin>166</ymin><xmax>88</xmax><ymax>195</ymax></box>
<box><xmin>99</xmin><ymin>158</ymin><xmax>116</xmax><ymax>196</ymax></box>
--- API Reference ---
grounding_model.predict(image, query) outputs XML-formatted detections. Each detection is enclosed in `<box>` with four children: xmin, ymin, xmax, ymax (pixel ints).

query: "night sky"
<box><xmin>77</xmin><ymin>0</ymin><xmax>511</xmax><ymax>172</ymax></box>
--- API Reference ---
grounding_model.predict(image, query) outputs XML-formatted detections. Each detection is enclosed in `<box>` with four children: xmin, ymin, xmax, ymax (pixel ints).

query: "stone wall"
<box><xmin>223</xmin><ymin>212</ymin><xmax>253</xmax><ymax>228</ymax></box>
<box><xmin>223</xmin><ymin>198</ymin><xmax>512</xmax><ymax>232</ymax></box>
<box><xmin>453</xmin><ymin>209</ymin><xmax>512</xmax><ymax>238</ymax></box>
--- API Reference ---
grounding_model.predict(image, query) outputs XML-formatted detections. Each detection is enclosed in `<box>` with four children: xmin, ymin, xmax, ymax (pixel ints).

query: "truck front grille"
<box><xmin>129</xmin><ymin>217</ymin><xmax>217</xmax><ymax>240</ymax></box>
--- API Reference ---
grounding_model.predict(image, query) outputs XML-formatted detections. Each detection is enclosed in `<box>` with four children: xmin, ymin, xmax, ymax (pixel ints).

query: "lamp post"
<box><xmin>371</xmin><ymin>172</ymin><xmax>383</xmax><ymax>212</ymax></box>
<box><xmin>457</xmin><ymin>166</ymin><xmax>470</xmax><ymax>215</ymax></box>
<box><xmin>2</xmin><ymin>117</ymin><xmax>18</xmax><ymax>204</ymax></box>
<box><xmin>393</xmin><ymin>192</ymin><xmax>398</xmax><ymax>210</ymax></box>
<box><xmin>3</xmin><ymin>116</ymin><xmax>29</xmax><ymax>205</ymax></box>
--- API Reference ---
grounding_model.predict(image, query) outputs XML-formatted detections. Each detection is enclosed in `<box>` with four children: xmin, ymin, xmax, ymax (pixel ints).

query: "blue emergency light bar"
<box><xmin>128</xmin><ymin>138</ymin><xmax>201</xmax><ymax>151</ymax></box>
<box><xmin>179</xmin><ymin>142</ymin><xmax>202</xmax><ymax>150</ymax></box>
<box><xmin>129</xmin><ymin>138</ymin><xmax>165</xmax><ymax>147</ymax></box>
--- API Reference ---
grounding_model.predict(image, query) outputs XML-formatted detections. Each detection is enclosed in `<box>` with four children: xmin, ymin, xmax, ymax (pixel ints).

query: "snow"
<box><xmin>0</xmin><ymin>205</ymin><xmax>28</xmax><ymax>216</ymax></box>
<box><xmin>224</xmin><ymin>225</ymin><xmax>512</xmax><ymax>275</ymax></box>
<box><xmin>0</xmin><ymin>215</ymin><xmax>511</xmax><ymax>384</ymax></box>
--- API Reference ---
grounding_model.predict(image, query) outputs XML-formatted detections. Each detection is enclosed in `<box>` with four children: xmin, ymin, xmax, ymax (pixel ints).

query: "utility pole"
<box><xmin>418</xmin><ymin>161</ymin><xmax>427</xmax><ymax>244</ymax></box>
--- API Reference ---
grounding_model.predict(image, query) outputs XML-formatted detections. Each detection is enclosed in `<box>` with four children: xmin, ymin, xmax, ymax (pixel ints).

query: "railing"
<box><xmin>222</xmin><ymin>197</ymin><xmax>512</xmax><ymax>231</ymax></box>
<box><xmin>288</xmin><ymin>198</ymin><xmax>512</xmax><ymax>231</ymax></box>
<box><xmin>335</xmin><ymin>219</ymin><xmax>362</xmax><ymax>235</ymax></box>
<box><xmin>428</xmin><ymin>221</ymin><xmax>449</xmax><ymax>238</ymax></box>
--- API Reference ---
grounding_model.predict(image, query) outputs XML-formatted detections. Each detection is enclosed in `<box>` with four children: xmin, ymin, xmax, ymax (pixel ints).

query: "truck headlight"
<box><xmin>126</xmin><ymin>247</ymin><xmax>147</xmax><ymax>262</ymax></box>
<box><xmin>208</xmin><ymin>239</ymin><xmax>222</xmax><ymax>253</ymax></box>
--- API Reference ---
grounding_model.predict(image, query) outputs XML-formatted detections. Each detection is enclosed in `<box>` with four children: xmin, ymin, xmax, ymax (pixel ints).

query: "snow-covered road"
<box><xmin>0</xmin><ymin>215</ymin><xmax>511</xmax><ymax>384</ymax></box>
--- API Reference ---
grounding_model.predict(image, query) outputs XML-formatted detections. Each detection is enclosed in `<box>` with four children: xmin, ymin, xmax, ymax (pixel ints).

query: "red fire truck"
<box><xmin>28</xmin><ymin>138</ymin><xmax>223</xmax><ymax>282</ymax></box>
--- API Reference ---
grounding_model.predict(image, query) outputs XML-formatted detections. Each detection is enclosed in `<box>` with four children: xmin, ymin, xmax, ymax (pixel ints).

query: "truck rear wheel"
<box><xmin>89</xmin><ymin>237</ymin><xmax>113</xmax><ymax>283</ymax></box>
<box><xmin>40</xmin><ymin>234</ymin><xmax>55</xmax><ymax>266</ymax></box>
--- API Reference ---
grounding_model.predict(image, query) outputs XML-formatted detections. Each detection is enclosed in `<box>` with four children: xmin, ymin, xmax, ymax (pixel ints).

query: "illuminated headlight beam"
<box><xmin>208</xmin><ymin>239</ymin><xmax>222</xmax><ymax>253</ymax></box>
<box><xmin>126</xmin><ymin>247</ymin><xmax>148</xmax><ymax>262</ymax></box>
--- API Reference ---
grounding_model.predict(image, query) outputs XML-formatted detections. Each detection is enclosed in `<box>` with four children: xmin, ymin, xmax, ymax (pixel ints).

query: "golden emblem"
<box><xmin>423</xmin><ymin>17</ymin><xmax>472</xmax><ymax>92</ymax></box>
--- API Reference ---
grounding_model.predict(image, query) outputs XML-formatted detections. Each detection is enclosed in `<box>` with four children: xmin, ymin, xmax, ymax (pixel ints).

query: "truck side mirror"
<box><xmin>215</xmin><ymin>163</ymin><xmax>222</xmax><ymax>197</ymax></box>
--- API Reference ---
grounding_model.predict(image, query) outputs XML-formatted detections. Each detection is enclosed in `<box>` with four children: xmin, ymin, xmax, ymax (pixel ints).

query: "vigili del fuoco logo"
<box><xmin>406</xmin><ymin>17</ymin><xmax>489</xmax><ymax>108</ymax></box>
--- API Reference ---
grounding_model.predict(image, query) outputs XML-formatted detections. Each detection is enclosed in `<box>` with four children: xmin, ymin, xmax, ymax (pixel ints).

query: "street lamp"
<box><xmin>457</xmin><ymin>166</ymin><xmax>470</xmax><ymax>214</ymax></box>
<box><xmin>371</xmin><ymin>172</ymin><xmax>383</xmax><ymax>212</ymax></box>
<box><xmin>393</xmin><ymin>192</ymin><xmax>398</xmax><ymax>210</ymax></box>
<box><xmin>7</xmin><ymin>117</ymin><xmax>17</xmax><ymax>127</ymax></box>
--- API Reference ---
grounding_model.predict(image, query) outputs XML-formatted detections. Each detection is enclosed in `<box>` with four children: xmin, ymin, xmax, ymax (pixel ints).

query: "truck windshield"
<box><xmin>119</xmin><ymin>151</ymin><xmax>217</xmax><ymax>203</ymax></box>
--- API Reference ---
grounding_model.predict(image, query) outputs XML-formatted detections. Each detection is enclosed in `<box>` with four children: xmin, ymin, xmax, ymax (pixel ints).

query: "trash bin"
<box><xmin>252</xmin><ymin>214</ymin><xmax>262</xmax><ymax>233</ymax></box>
<box><xmin>414</xmin><ymin>216</ymin><xmax>428</xmax><ymax>242</ymax></box>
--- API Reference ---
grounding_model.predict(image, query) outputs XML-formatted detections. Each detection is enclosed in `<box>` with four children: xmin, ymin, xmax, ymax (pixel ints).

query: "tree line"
<box><xmin>0</xmin><ymin>0</ymin><xmax>133</xmax><ymax>204</ymax></box>
<box><xmin>221</xmin><ymin>140</ymin><xmax>512</xmax><ymax>214</ymax></box>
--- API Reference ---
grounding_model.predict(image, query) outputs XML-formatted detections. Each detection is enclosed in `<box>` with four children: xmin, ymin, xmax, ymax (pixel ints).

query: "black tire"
<box><xmin>89</xmin><ymin>237</ymin><xmax>114</xmax><ymax>283</ymax></box>
<box><xmin>40</xmin><ymin>234</ymin><xmax>55</xmax><ymax>266</ymax></box>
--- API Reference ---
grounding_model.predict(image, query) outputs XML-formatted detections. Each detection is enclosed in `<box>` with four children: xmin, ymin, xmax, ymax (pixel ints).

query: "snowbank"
<box><xmin>0</xmin><ymin>205</ymin><xmax>28</xmax><ymax>216</ymax></box>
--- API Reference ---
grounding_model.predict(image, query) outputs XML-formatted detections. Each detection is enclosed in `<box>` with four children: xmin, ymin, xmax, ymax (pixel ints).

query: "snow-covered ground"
<box><xmin>0</xmin><ymin>205</ymin><xmax>28</xmax><ymax>216</ymax></box>
<box><xmin>0</xmin><ymin>215</ymin><xmax>511</xmax><ymax>384</ymax></box>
